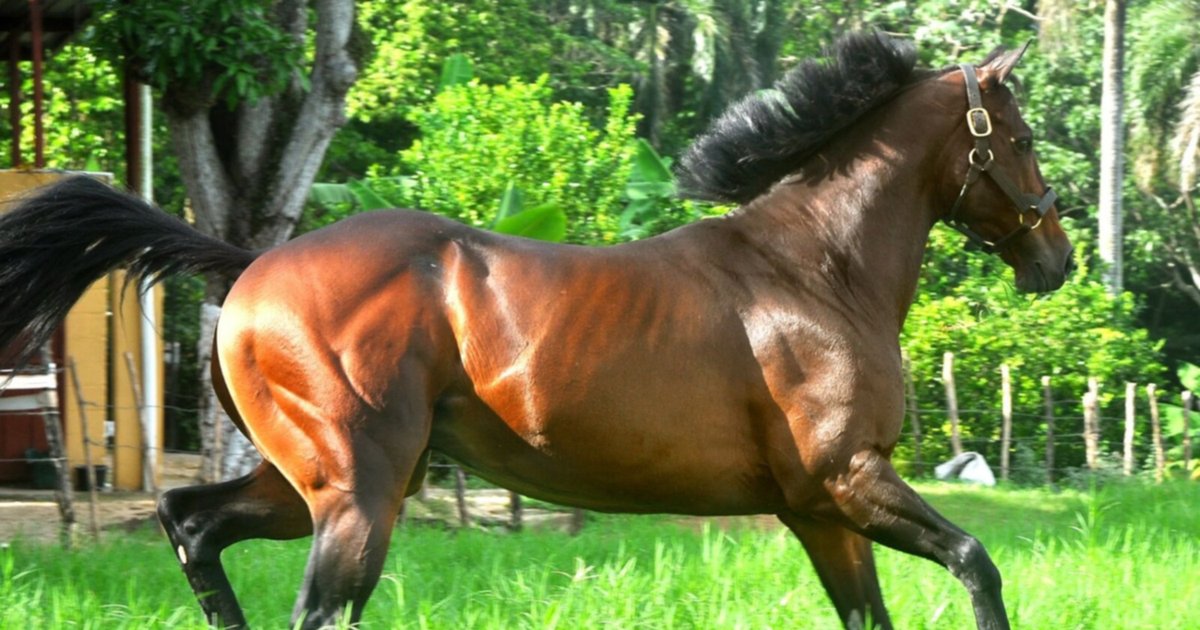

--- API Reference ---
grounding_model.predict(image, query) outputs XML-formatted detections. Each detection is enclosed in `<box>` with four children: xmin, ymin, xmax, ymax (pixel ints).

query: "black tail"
<box><xmin>0</xmin><ymin>176</ymin><xmax>258</xmax><ymax>366</ymax></box>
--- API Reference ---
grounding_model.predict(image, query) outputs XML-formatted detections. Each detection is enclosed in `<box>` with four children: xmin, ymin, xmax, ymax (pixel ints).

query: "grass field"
<box><xmin>1</xmin><ymin>481</ymin><xmax>1197</xmax><ymax>628</ymax></box>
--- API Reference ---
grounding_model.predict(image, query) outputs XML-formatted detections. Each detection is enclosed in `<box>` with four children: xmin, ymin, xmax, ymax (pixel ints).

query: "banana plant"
<box><xmin>619</xmin><ymin>138</ymin><xmax>677</xmax><ymax>239</ymax></box>
<box><xmin>492</xmin><ymin>182</ymin><xmax>568</xmax><ymax>242</ymax></box>
<box><xmin>308</xmin><ymin>178</ymin><xmax>567</xmax><ymax>242</ymax></box>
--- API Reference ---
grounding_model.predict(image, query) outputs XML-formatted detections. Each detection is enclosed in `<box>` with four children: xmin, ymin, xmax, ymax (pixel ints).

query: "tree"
<box><xmin>1125</xmin><ymin>0</ymin><xmax>1200</xmax><ymax>369</ymax></box>
<box><xmin>91</xmin><ymin>0</ymin><xmax>367</xmax><ymax>480</ymax></box>
<box><xmin>1098</xmin><ymin>0</ymin><xmax>1127</xmax><ymax>293</ymax></box>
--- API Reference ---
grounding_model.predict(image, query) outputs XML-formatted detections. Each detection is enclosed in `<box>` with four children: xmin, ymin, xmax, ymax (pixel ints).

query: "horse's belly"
<box><xmin>427</xmin><ymin>393</ymin><xmax>787</xmax><ymax>515</ymax></box>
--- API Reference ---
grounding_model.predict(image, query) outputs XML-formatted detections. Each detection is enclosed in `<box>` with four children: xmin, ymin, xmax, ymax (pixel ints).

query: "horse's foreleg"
<box><xmin>157</xmin><ymin>462</ymin><xmax>312</xmax><ymax>628</ymax></box>
<box><xmin>813</xmin><ymin>449</ymin><xmax>1009</xmax><ymax>630</ymax></box>
<box><xmin>779</xmin><ymin>515</ymin><xmax>891</xmax><ymax>630</ymax></box>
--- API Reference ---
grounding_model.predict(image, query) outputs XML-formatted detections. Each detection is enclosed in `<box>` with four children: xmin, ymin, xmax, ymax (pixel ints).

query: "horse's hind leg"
<box><xmin>158</xmin><ymin>462</ymin><xmax>312</xmax><ymax>628</ymax></box>
<box><xmin>814</xmin><ymin>450</ymin><xmax>1008</xmax><ymax>630</ymax></box>
<box><xmin>779</xmin><ymin>515</ymin><xmax>891</xmax><ymax>630</ymax></box>
<box><xmin>270</xmin><ymin>380</ymin><xmax>433</xmax><ymax>629</ymax></box>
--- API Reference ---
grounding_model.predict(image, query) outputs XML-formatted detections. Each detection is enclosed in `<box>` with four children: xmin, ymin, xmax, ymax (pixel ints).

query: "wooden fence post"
<box><xmin>1043</xmin><ymin>376</ymin><xmax>1055</xmax><ymax>485</ymax></box>
<box><xmin>1083</xmin><ymin>378</ymin><xmax>1100</xmax><ymax>470</ymax></box>
<box><xmin>1148</xmin><ymin>384</ymin><xmax>1164</xmax><ymax>483</ymax></box>
<box><xmin>1183</xmin><ymin>391</ymin><xmax>1194</xmax><ymax>473</ymax></box>
<box><xmin>454</xmin><ymin>466</ymin><xmax>470</xmax><ymax>526</ymax></box>
<box><xmin>569</xmin><ymin>508</ymin><xmax>586</xmax><ymax>535</ymax></box>
<box><xmin>37</xmin><ymin>348</ymin><xmax>76</xmax><ymax>549</ymax></box>
<box><xmin>942</xmin><ymin>352</ymin><xmax>962</xmax><ymax>456</ymax></box>
<box><xmin>1000</xmin><ymin>364</ymin><xmax>1012</xmax><ymax>481</ymax></box>
<box><xmin>67</xmin><ymin>359</ymin><xmax>100</xmax><ymax>540</ymax></box>
<box><xmin>902</xmin><ymin>351</ymin><xmax>924</xmax><ymax>475</ymax></box>
<box><xmin>1123</xmin><ymin>382</ymin><xmax>1136</xmax><ymax>476</ymax></box>
<box><xmin>123</xmin><ymin>352</ymin><xmax>156</xmax><ymax>494</ymax></box>
<box><xmin>510</xmin><ymin>491</ymin><xmax>523</xmax><ymax>532</ymax></box>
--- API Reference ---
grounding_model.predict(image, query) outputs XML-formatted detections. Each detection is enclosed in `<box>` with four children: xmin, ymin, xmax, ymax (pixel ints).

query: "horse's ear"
<box><xmin>978</xmin><ymin>40</ymin><xmax>1032</xmax><ymax>89</ymax></box>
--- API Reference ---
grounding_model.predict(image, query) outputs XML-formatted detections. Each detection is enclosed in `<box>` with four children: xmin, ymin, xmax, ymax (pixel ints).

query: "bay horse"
<box><xmin>0</xmin><ymin>33</ymin><xmax>1071</xmax><ymax>629</ymax></box>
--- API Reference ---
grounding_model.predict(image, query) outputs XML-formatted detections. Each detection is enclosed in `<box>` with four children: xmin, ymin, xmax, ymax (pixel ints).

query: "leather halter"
<box><xmin>944</xmin><ymin>64</ymin><xmax>1057</xmax><ymax>254</ymax></box>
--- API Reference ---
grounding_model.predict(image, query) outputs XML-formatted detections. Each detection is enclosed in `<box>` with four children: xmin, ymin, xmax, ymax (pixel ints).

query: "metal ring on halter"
<box><xmin>969</xmin><ymin>148</ymin><xmax>994</xmax><ymax>168</ymax></box>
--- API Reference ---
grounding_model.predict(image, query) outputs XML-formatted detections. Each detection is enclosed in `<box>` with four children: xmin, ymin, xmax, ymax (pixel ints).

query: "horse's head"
<box><xmin>936</xmin><ymin>44</ymin><xmax>1073</xmax><ymax>293</ymax></box>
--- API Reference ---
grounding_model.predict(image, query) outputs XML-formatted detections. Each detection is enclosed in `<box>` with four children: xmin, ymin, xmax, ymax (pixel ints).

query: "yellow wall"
<box><xmin>0</xmin><ymin>170</ymin><xmax>162</xmax><ymax>490</ymax></box>
<box><xmin>110</xmin><ymin>270</ymin><xmax>164</xmax><ymax>490</ymax></box>
<box><xmin>63</xmin><ymin>271</ymin><xmax>108</xmax><ymax>473</ymax></box>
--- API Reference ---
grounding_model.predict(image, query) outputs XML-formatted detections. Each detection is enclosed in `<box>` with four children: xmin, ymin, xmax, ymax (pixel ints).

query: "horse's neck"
<box><xmin>726</xmin><ymin>133</ymin><xmax>942</xmax><ymax>334</ymax></box>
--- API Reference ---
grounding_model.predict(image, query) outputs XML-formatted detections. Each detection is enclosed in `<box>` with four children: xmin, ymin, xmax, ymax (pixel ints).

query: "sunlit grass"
<box><xmin>2</xmin><ymin>481</ymin><xmax>1197</xmax><ymax>628</ymax></box>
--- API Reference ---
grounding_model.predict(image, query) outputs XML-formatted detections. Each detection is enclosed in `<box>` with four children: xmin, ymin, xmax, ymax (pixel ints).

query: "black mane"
<box><xmin>676</xmin><ymin>32</ymin><xmax>926</xmax><ymax>205</ymax></box>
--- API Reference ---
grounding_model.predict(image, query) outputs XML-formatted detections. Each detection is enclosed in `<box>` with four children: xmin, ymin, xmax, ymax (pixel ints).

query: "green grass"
<box><xmin>2</xmin><ymin>481</ymin><xmax>1198</xmax><ymax>628</ymax></box>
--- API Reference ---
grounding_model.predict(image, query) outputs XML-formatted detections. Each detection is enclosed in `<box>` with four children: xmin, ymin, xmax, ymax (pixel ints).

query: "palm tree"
<box><xmin>1128</xmin><ymin>0</ymin><xmax>1200</xmax><ymax>309</ymax></box>
<box><xmin>1098</xmin><ymin>0</ymin><xmax>1127</xmax><ymax>294</ymax></box>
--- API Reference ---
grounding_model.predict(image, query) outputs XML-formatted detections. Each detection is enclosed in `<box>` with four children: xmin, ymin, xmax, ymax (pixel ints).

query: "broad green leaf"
<box><xmin>620</xmin><ymin>198</ymin><xmax>657</xmax><ymax>229</ymax></box>
<box><xmin>627</xmin><ymin>138</ymin><xmax>674</xmax><ymax>189</ymax></box>
<box><xmin>1162</xmin><ymin>403</ymin><xmax>1200</xmax><ymax>438</ymax></box>
<box><xmin>309</xmin><ymin>183</ymin><xmax>358</xmax><ymax>209</ymax></box>
<box><xmin>621</xmin><ymin>139</ymin><xmax>677</xmax><ymax>231</ymax></box>
<box><xmin>493</xmin><ymin>203</ymin><xmax>567</xmax><ymax>242</ymax></box>
<box><xmin>496</xmin><ymin>182</ymin><xmax>525</xmax><ymax>223</ymax></box>
<box><xmin>1179</xmin><ymin>362</ymin><xmax>1200</xmax><ymax>392</ymax></box>
<box><xmin>438</xmin><ymin>54</ymin><xmax>474</xmax><ymax>92</ymax></box>
<box><xmin>346</xmin><ymin>180</ymin><xmax>397</xmax><ymax>210</ymax></box>
<box><xmin>626</xmin><ymin>181</ymin><xmax>676</xmax><ymax>200</ymax></box>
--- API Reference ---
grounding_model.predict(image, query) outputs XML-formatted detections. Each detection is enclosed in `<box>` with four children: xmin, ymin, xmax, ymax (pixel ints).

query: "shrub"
<box><xmin>902</xmin><ymin>239</ymin><xmax>1166</xmax><ymax>470</ymax></box>
<box><xmin>395</xmin><ymin>76</ymin><xmax>639</xmax><ymax>245</ymax></box>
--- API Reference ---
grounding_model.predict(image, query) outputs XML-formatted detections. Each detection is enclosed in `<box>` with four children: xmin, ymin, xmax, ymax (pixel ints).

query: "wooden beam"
<box><xmin>0</xmin><ymin>17</ymin><xmax>83</xmax><ymax>33</ymax></box>
<box><xmin>8</xmin><ymin>30</ymin><xmax>20</xmax><ymax>167</ymax></box>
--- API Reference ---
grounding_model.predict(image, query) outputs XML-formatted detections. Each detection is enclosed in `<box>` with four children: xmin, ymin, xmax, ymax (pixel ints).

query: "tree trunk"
<box><xmin>1098</xmin><ymin>0</ymin><xmax>1127</xmax><ymax>294</ymax></box>
<box><xmin>196</xmin><ymin>303</ymin><xmax>226</xmax><ymax>482</ymax></box>
<box><xmin>158</xmin><ymin>1</ymin><xmax>362</xmax><ymax>480</ymax></box>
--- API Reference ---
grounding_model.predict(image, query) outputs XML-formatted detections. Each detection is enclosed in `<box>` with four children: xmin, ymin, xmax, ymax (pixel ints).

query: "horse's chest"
<box><xmin>749</xmin><ymin>327</ymin><xmax>906</xmax><ymax>447</ymax></box>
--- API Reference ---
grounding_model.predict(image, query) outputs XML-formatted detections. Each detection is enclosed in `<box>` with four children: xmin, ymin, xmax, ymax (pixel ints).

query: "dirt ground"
<box><xmin>0</xmin><ymin>452</ymin><xmax>203</xmax><ymax>544</ymax></box>
<box><xmin>0</xmin><ymin>453</ymin><xmax>595</xmax><ymax>544</ymax></box>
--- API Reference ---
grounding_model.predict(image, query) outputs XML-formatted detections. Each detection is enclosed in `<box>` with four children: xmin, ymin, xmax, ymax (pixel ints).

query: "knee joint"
<box><xmin>952</xmin><ymin>537</ymin><xmax>1002</xmax><ymax>593</ymax></box>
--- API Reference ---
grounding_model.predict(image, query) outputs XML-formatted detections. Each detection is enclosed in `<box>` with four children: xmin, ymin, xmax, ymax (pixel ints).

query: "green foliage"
<box><xmin>902</xmin><ymin>248</ymin><xmax>1165</xmax><ymax>468</ymax></box>
<box><xmin>1180</xmin><ymin>362</ymin><xmax>1200</xmax><ymax>392</ymax></box>
<box><xmin>346</xmin><ymin>1</ymin><xmax>567</xmax><ymax>125</ymax></box>
<box><xmin>492</xmin><ymin>202</ymin><xmax>568</xmax><ymax>243</ymax></box>
<box><xmin>306</xmin><ymin>176</ymin><xmax>567</xmax><ymax>243</ymax></box>
<box><xmin>162</xmin><ymin>275</ymin><xmax>205</xmax><ymax>450</ymax></box>
<box><xmin>437</xmin><ymin>53</ymin><xmax>475</xmax><ymax>92</ymax></box>
<box><xmin>1127</xmin><ymin>0</ymin><xmax>1200</xmax><ymax>187</ymax></box>
<box><xmin>619</xmin><ymin>139</ymin><xmax>699</xmax><ymax>239</ymax></box>
<box><xmin>395</xmin><ymin>76</ymin><xmax>642</xmax><ymax>244</ymax></box>
<box><xmin>90</xmin><ymin>0</ymin><xmax>303</xmax><ymax>107</ymax></box>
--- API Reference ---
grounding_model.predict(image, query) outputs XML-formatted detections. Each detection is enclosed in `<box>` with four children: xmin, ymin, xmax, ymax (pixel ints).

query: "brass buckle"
<box><xmin>966</xmin><ymin>107</ymin><xmax>992</xmax><ymax>137</ymax></box>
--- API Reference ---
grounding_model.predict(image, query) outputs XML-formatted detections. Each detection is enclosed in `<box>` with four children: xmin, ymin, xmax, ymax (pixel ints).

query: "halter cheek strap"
<box><xmin>944</xmin><ymin>64</ymin><xmax>1057</xmax><ymax>255</ymax></box>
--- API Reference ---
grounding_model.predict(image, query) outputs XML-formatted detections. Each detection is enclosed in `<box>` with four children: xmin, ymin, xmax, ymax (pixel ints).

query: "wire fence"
<box><xmin>899</xmin><ymin>353</ymin><xmax>1196</xmax><ymax>486</ymax></box>
<box><xmin>4</xmin><ymin>352</ymin><xmax>1197</xmax><ymax>531</ymax></box>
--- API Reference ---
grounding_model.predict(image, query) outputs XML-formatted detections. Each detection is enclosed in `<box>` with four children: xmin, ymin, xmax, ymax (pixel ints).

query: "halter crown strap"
<box><xmin>944</xmin><ymin>64</ymin><xmax>1058</xmax><ymax>255</ymax></box>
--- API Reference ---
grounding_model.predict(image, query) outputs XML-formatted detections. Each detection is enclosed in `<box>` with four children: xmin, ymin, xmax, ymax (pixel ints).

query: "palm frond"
<box><xmin>1127</xmin><ymin>0</ymin><xmax>1200</xmax><ymax>185</ymax></box>
<box><xmin>1173</xmin><ymin>68</ymin><xmax>1200</xmax><ymax>191</ymax></box>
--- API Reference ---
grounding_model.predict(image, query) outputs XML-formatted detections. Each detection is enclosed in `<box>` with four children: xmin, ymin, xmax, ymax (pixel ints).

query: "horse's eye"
<box><xmin>1013</xmin><ymin>137</ymin><xmax>1033</xmax><ymax>155</ymax></box>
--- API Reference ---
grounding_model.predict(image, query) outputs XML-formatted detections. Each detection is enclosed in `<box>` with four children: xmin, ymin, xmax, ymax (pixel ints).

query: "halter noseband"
<box><xmin>944</xmin><ymin>64</ymin><xmax>1057</xmax><ymax>254</ymax></box>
